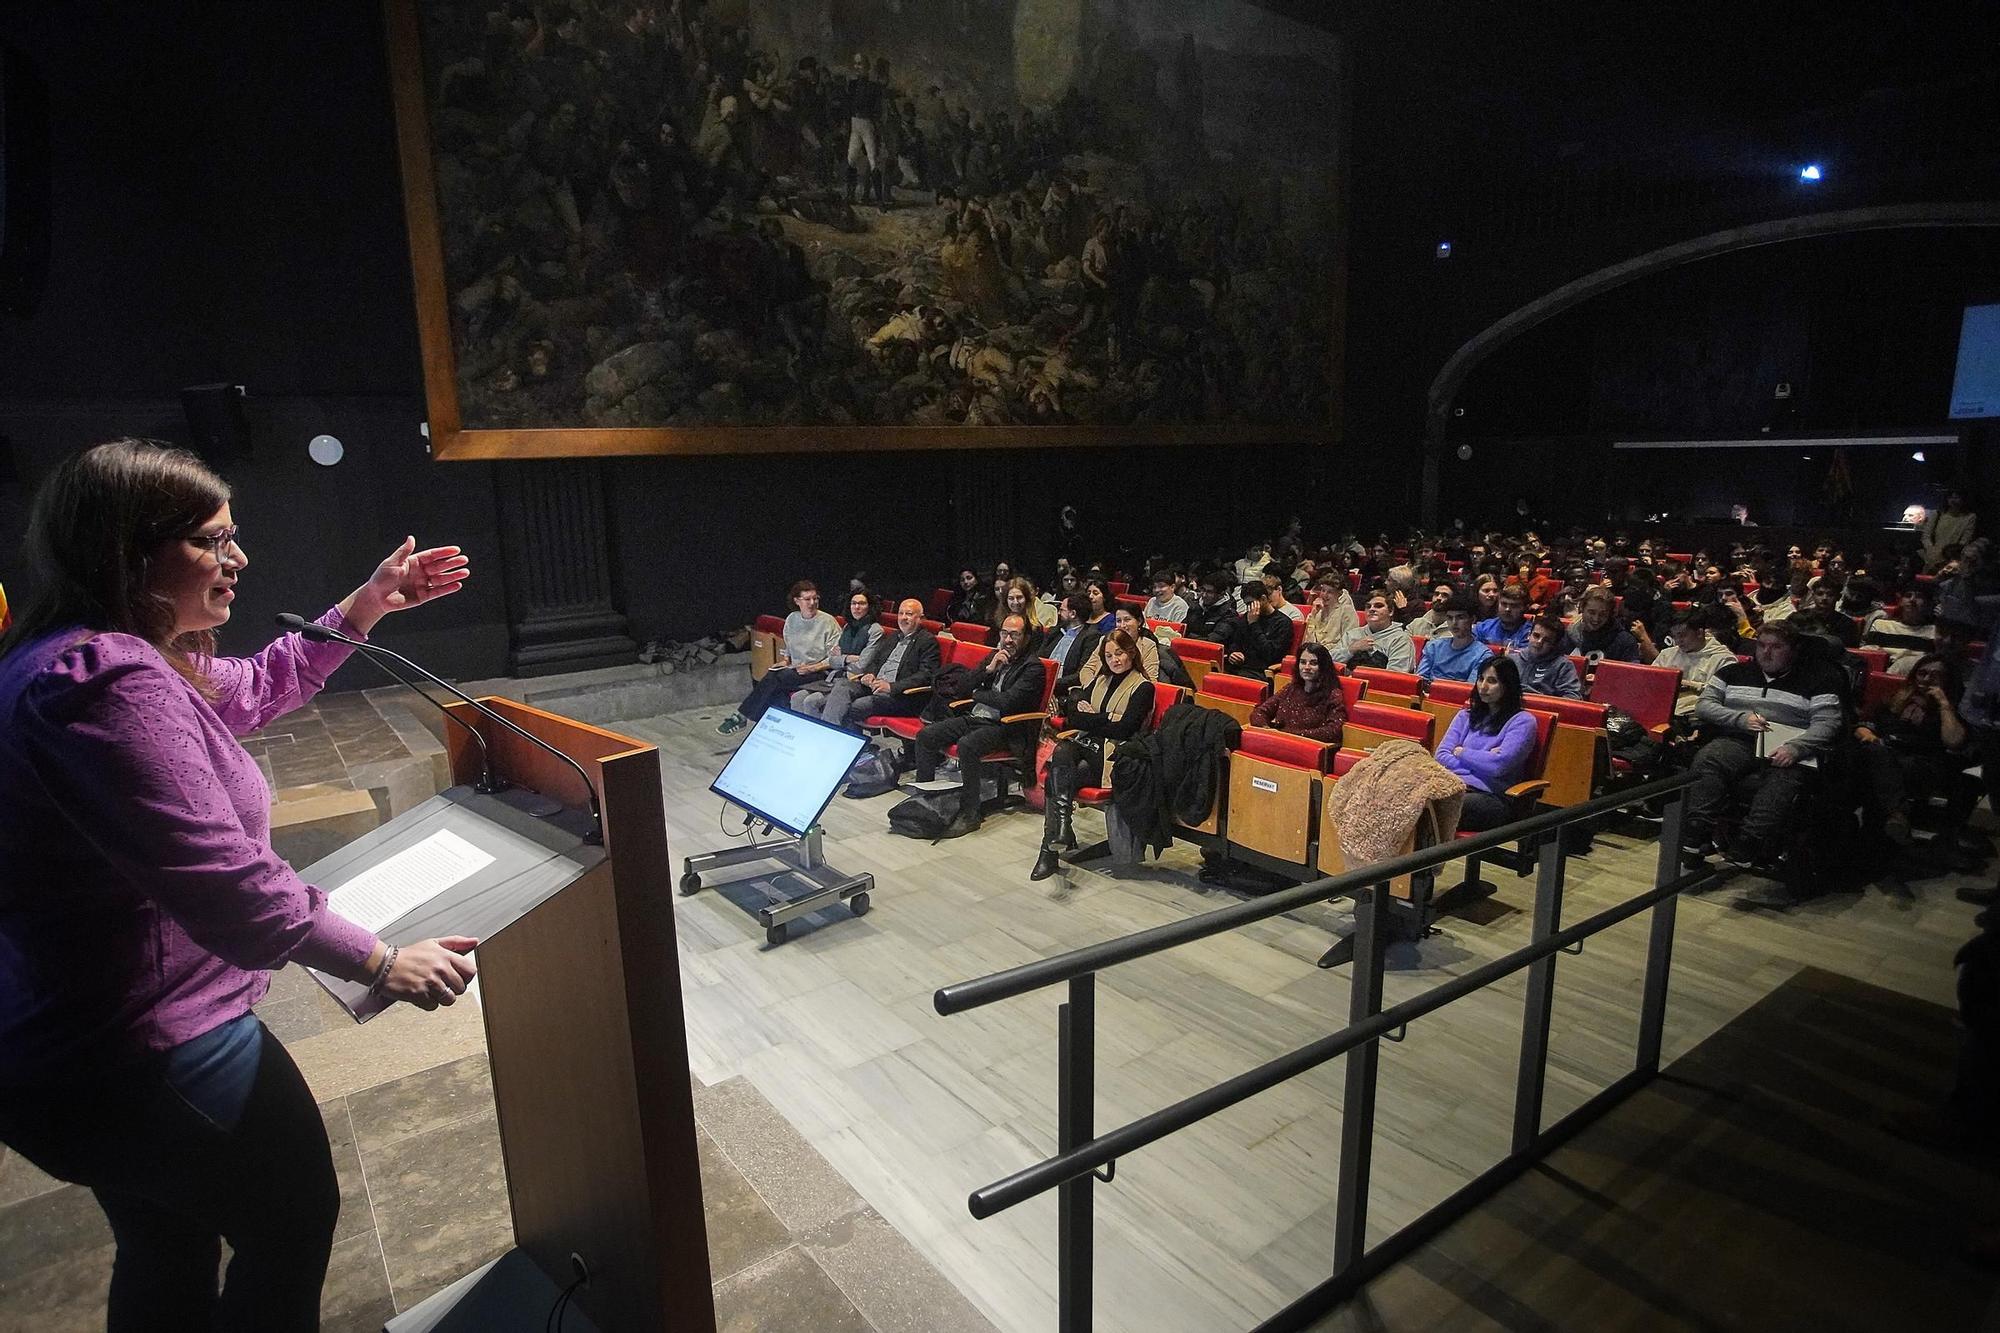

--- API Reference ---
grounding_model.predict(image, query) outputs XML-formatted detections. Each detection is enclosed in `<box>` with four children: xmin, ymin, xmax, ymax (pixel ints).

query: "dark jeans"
<box><xmin>914</xmin><ymin>715</ymin><xmax>1032</xmax><ymax>804</ymax></box>
<box><xmin>1457</xmin><ymin>787</ymin><xmax>1511</xmax><ymax>832</ymax></box>
<box><xmin>1854</xmin><ymin>742</ymin><xmax>1954</xmax><ymax>826</ymax></box>
<box><xmin>0</xmin><ymin>1023</ymin><xmax>338</xmax><ymax>1332</ymax></box>
<box><xmin>1684</xmin><ymin>735</ymin><xmax>1806</xmax><ymax>854</ymax></box>
<box><xmin>740</xmin><ymin>665</ymin><xmax>826</xmax><ymax>721</ymax></box>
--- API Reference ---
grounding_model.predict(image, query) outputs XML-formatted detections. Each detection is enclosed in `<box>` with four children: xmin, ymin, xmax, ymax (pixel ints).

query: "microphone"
<box><xmin>312</xmin><ymin>621</ymin><xmax>503</xmax><ymax>794</ymax></box>
<box><xmin>278</xmin><ymin>613</ymin><xmax>603</xmax><ymax>841</ymax></box>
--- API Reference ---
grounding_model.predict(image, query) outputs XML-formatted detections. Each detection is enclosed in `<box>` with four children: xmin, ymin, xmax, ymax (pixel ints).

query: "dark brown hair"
<box><xmin>0</xmin><ymin>438</ymin><xmax>231</xmax><ymax>693</ymax></box>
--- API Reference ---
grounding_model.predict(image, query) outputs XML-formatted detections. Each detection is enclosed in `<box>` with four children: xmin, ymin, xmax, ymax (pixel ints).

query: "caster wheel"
<box><xmin>849</xmin><ymin>892</ymin><xmax>871</xmax><ymax>917</ymax></box>
<box><xmin>765</xmin><ymin>924</ymin><xmax>788</xmax><ymax>947</ymax></box>
<box><xmin>679</xmin><ymin>872</ymin><xmax>701</xmax><ymax>895</ymax></box>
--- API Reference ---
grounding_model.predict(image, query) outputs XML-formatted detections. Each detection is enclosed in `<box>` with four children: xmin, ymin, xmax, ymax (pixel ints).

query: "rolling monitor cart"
<box><xmin>681</xmin><ymin>706</ymin><xmax>875</xmax><ymax>946</ymax></box>
<box><xmin>306</xmin><ymin>697</ymin><xmax>714</xmax><ymax>1332</ymax></box>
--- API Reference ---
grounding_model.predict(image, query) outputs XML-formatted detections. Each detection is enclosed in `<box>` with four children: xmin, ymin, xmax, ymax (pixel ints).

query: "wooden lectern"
<box><xmin>345</xmin><ymin>698</ymin><xmax>715</xmax><ymax>1331</ymax></box>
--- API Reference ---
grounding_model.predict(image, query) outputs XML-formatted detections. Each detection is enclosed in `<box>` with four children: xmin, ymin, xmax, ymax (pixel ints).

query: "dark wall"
<box><xmin>0</xmin><ymin>4</ymin><xmax>1329</xmax><ymax>687</ymax></box>
<box><xmin>1434</xmin><ymin>228</ymin><xmax>2000</xmax><ymax>529</ymax></box>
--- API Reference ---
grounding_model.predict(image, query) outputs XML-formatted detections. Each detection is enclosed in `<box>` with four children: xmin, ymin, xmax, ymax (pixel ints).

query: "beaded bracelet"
<box><xmin>367</xmin><ymin>944</ymin><xmax>399</xmax><ymax>995</ymax></box>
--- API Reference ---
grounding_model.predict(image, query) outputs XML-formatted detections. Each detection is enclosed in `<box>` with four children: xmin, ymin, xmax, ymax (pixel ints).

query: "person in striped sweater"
<box><xmin>1683</xmin><ymin>620</ymin><xmax>1847</xmax><ymax>872</ymax></box>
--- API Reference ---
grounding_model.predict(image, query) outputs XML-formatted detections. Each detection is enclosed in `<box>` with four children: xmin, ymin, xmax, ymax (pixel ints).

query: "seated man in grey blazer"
<box><xmin>797</xmin><ymin>597</ymin><xmax>941</xmax><ymax>728</ymax></box>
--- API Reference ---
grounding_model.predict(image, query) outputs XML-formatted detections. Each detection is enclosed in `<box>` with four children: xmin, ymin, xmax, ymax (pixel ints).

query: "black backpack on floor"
<box><xmin>887</xmin><ymin>789</ymin><xmax>962</xmax><ymax>840</ymax></box>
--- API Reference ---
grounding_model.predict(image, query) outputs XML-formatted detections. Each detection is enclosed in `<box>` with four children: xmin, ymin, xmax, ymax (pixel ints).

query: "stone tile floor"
<box><xmin>0</xmin><ymin>1028</ymin><xmax>993</xmax><ymax>1332</ymax></box>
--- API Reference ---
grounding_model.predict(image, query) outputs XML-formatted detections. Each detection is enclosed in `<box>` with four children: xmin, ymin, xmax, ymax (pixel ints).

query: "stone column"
<box><xmin>494</xmin><ymin>461</ymin><xmax>639</xmax><ymax>676</ymax></box>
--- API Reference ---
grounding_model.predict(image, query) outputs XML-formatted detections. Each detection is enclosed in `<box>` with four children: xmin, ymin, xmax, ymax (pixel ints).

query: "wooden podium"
<box><xmin>376</xmin><ymin>698</ymin><xmax>715</xmax><ymax>1331</ymax></box>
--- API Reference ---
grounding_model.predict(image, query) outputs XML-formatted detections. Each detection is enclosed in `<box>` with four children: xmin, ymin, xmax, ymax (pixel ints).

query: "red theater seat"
<box><xmin>1346</xmin><ymin>701</ymin><xmax>1434</xmax><ymax>747</ymax></box>
<box><xmin>1862</xmin><ymin>670</ymin><xmax>1906</xmax><ymax>716</ymax></box>
<box><xmin>1237</xmin><ymin>726</ymin><xmax>1335</xmax><ymax>774</ymax></box>
<box><xmin>950</xmin><ymin>621</ymin><xmax>993</xmax><ymax>645</ymax></box>
<box><xmin>1589</xmin><ymin>660</ymin><xmax>1680</xmax><ymax>738</ymax></box>
<box><xmin>1074</xmin><ymin>685</ymin><xmax>1187</xmax><ymax>806</ymax></box>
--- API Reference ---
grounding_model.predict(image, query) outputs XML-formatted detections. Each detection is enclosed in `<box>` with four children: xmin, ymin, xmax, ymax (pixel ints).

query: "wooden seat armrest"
<box><xmin>900</xmin><ymin>685</ymin><xmax>932</xmax><ymax>695</ymax></box>
<box><xmin>1057</xmin><ymin>728</ymin><xmax>1080</xmax><ymax>740</ymax></box>
<box><xmin>1505</xmin><ymin>779</ymin><xmax>1551</xmax><ymax>803</ymax></box>
<box><xmin>1645</xmin><ymin>721</ymin><xmax>1671</xmax><ymax>738</ymax></box>
<box><xmin>1000</xmin><ymin>711</ymin><xmax>1050</xmax><ymax>725</ymax></box>
<box><xmin>948</xmin><ymin>697</ymin><xmax>972</xmax><ymax>709</ymax></box>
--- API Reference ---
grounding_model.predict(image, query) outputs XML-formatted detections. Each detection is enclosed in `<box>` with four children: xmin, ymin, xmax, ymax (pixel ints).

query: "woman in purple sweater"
<box><xmin>1435</xmin><ymin>655</ymin><xmax>1539</xmax><ymax>830</ymax></box>
<box><xmin>0</xmin><ymin>440</ymin><xmax>477</xmax><ymax>1329</ymax></box>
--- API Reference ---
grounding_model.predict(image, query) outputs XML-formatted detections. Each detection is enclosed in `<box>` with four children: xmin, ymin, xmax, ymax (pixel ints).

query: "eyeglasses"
<box><xmin>188</xmin><ymin>525</ymin><xmax>243</xmax><ymax>564</ymax></box>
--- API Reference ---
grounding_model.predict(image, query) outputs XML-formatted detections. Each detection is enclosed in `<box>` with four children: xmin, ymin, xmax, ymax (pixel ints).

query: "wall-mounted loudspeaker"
<box><xmin>180</xmin><ymin>383</ymin><xmax>251</xmax><ymax>461</ymax></box>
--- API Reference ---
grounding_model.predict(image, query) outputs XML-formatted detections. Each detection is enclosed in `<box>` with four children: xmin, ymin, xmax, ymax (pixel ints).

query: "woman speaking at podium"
<box><xmin>0</xmin><ymin>439</ymin><xmax>480</xmax><ymax>1330</ymax></box>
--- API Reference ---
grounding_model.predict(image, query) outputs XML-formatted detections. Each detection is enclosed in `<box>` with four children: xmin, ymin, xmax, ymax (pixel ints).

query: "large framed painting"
<box><xmin>386</xmin><ymin>0</ymin><xmax>1346</xmax><ymax>459</ymax></box>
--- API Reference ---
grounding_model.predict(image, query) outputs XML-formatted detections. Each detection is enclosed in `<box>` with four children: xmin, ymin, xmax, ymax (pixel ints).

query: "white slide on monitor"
<box><xmin>711</xmin><ymin>707</ymin><xmax>867</xmax><ymax>835</ymax></box>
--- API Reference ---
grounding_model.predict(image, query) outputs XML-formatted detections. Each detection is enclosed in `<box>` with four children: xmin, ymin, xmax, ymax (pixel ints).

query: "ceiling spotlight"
<box><xmin>1435</xmin><ymin>240</ymin><xmax>1453</xmax><ymax>259</ymax></box>
<box><xmin>1799</xmin><ymin>163</ymin><xmax>1822</xmax><ymax>182</ymax></box>
<box><xmin>1912</xmin><ymin>450</ymin><xmax>1926</xmax><ymax>462</ymax></box>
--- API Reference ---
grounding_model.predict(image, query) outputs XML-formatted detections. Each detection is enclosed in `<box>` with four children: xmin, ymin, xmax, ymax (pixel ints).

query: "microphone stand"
<box><xmin>277</xmin><ymin>614</ymin><xmax>603</xmax><ymax>842</ymax></box>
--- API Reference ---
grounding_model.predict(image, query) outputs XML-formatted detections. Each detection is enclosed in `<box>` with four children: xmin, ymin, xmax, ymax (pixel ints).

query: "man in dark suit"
<box><xmin>1046</xmin><ymin>593</ymin><xmax>1102</xmax><ymax>694</ymax></box>
<box><xmin>912</xmin><ymin>615</ymin><xmax>1048</xmax><ymax>835</ymax></box>
<box><xmin>816</xmin><ymin>598</ymin><xmax>940</xmax><ymax>727</ymax></box>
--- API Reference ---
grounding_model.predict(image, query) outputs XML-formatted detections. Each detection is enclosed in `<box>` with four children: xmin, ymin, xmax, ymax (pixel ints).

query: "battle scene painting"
<box><xmin>400</xmin><ymin>0</ymin><xmax>1343</xmax><ymax>445</ymax></box>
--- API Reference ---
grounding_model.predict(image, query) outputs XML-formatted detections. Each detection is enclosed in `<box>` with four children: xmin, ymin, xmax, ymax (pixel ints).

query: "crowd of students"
<box><xmin>715</xmin><ymin>518</ymin><xmax>2000</xmax><ymax>901</ymax></box>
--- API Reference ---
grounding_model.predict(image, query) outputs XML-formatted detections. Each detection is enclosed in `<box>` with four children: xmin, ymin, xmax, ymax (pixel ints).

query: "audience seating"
<box><xmin>949</xmin><ymin>620</ymin><xmax>993</xmax><ymax>645</ymax></box>
<box><xmin>1174</xmin><ymin>637</ymin><xmax>1225</xmax><ymax>689</ymax></box>
<box><xmin>942</xmin><ymin>657</ymin><xmax>1058</xmax><ymax>807</ymax></box>
<box><xmin>1861</xmin><ymin>670</ymin><xmax>1907</xmax><ymax>716</ymax></box>
<box><xmin>1446</xmin><ymin>707</ymin><xmax>1560</xmax><ymax>902</ymax></box>
<box><xmin>862</xmin><ymin>637</ymin><xmax>993</xmax><ymax>749</ymax></box>
<box><xmin>749</xmin><ymin>613</ymin><xmax>786</xmax><ymax>681</ymax></box>
<box><xmin>926</xmin><ymin>588</ymin><xmax>954</xmax><ymax>620</ymax></box>
<box><xmin>1344</xmin><ymin>701</ymin><xmax>1435</xmax><ymax>750</ymax></box>
<box><xmin>1421</xmin><ymin>678</ymin><xmax>1471</xmax><ymax>733</ymax></box>
<box><xmin>1225</xmin><ymin>727</ymin><xmax>1338</xmax><ymax>865</ymax></box>
<box><xmin>1066</xmin><ymin>684</ymin><xmax>1189</xmax><ymax>863</ymax></box>
<box><xmin>1195</xmin><ymin>671</ymin><xmax>1271</xmax><ymax>726</ymax></box>
<box><xmin>1107</xmin><ymin>580</ymin><xmax>1130</xmax><ymax>598</ymax></box>
<box><xmin>1589</xmin><ymin>660</ymin><xmax>1680</xmax><ymax>738</ymax></box>
<box><xmin>1147</xmin><ymin>618</ymin><xmax>1185</xmax><ymax>636</ymax></box>
<box><xmin>1522</xmin><ymin>695</ymin><xmax>1610</xmax><ymax>808</ymax></box>
<box><xmin>1351</xmin><ymin>667</ymin><xmax>1422</xmax><ymax>709</ymax></box>
<box><xmin>1850</xmin><ymin>647</ymin><xmax>1891</xmax><ymax>675</ymax></box>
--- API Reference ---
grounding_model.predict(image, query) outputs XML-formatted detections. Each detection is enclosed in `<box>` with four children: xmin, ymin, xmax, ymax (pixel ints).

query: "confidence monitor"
<box><xmin>710</xmin><ymin>705</ymin><xmax>866</xmax><ymax>836</ymax></box>
<box><xmin>1950</xmin><ymin>302</ymin><xmax>2000</xmax><ymax>419</ymax></box>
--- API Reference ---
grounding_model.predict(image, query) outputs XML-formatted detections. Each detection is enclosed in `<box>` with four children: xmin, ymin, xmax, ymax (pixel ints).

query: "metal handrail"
<box><xmin>934</xmin><ymin>769</ymin><xmax>1706</xmax><ymax>1332</ymax></box>
<box><xmin>935</xmin><ymin>772</ymin><xmax>1694</xmax><ymax>1017</ymax></box>
<box><xmin>965</xmin><ymin>857</ymin><xmax>1719</xmax><ymax>1219</ymax></box>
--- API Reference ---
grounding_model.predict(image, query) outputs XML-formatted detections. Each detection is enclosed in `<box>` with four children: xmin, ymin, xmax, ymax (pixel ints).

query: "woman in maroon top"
<box><xmin>0</xmin><ymin>440</ymin><xmax>476</xmax><ymax>1330</ymax></box>
<box><xmin>1248</xmin><ymin>641</ymin><xmax>1346</xmax><ymax>744</ymax></box>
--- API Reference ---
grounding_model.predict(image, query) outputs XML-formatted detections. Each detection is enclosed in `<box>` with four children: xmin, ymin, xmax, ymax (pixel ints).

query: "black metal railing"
<box><xmin>933</xmin><ymin>773</ymin><xmax>1721</xmax><ymax>1332</ymax></box>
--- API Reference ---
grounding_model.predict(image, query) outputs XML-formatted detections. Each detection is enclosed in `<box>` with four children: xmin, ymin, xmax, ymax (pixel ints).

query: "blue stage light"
<box><xmin>1799</xmin><ymin>164</ymin><xmax>1822</xmax><ymax>182</ymax></box>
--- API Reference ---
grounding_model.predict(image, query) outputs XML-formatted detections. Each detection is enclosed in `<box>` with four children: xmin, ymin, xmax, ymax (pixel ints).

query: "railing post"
<box><xmin>1332</xmin><ymin>881</ymin><xmax>1389</xmax><ymax>1272</ymax></box>
<box><xmin>1058</xmin><ymin>973</ymin><xmax>1096</xmax><ymax>1332</ymax></box>
<box><xmin>1637</xmin><ymin>786</ymin><xmax>1686</xmax><ymax>1073</ymax></box>
<box><xmin>1512</xmin><ymin>834</ymin><xmax>1567</xmax><ymax>1154</ymax></box>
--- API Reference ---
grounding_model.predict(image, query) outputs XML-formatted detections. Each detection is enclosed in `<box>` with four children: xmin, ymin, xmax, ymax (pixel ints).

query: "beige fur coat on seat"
<box><xmin>1326</xmin><ymin>739</ymin><xmax>1466</xmax><ymax>870</ymax></box>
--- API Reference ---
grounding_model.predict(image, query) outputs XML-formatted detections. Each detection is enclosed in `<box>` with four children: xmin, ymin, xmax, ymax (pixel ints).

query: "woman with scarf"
<box><xmin>1033</xmin><ymin>630</ymin><xmax>1155</xmax><ymax>879</ymax></box>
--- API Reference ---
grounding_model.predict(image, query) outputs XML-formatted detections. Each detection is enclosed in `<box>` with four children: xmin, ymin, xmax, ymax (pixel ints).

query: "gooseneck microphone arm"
<box><xmin>277</xmin><ymin>613</ymin><xmax>603</xmax><ymax>841</ymax></box>
<box><xmin>301</xmin><ymin>626</ymin><xmax>503</xmax><ymax>794</ymax></box>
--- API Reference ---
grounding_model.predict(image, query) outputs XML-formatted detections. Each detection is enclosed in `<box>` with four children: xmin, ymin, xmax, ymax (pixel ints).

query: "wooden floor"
<box><xmin>640</xmin><ymin>703</ymin><xmax>1989</xmax><ymax>1333</ymax></box>
<box><xmin>1310</xmin><ymin>968</ymin><xmax>2000</xmax><ymax>1332</ymax></box>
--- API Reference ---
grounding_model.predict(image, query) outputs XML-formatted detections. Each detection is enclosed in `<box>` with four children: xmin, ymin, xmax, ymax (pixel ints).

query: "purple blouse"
<box><xmin>1435</xmin><ymin>708</ymin><xmax>1539</xmax><ymax>794</ymax></box>
<box><xmin>0</xmin><ymin>608</ymin><xmax>380</xmax><ymax>1082</ymax></box>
